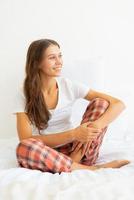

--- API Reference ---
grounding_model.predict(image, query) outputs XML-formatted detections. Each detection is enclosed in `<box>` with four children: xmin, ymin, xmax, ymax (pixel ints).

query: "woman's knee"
<box><xmin>16</xmin><ymin>138</ymin><xmax>45</xmax><ymax>167</ymax></box>
<box><xmin>82</xmin><ymin>97</ymin><xmax>110</xmax><ymax>122</ymax></box>
<box><xmin>89</xmin><ymin>97</ymin><xmax>110</xmax><ymax>114</ymax></box>
<box><xmin>91</xmin><ymin>97</ymin><xmax>110</xmax><ymax>107</ymax></box>
<box><xmin>17</xmin><ymin>137</ymin><xmax>43</xmax><ymax>145</ymax></box>
<box><xmin>16</xmin><ymin>137</ymin><xmax>73</xmax><ymax>173</ymax></box>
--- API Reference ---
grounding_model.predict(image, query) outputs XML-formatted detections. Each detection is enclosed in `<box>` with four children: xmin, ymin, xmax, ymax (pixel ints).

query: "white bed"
<box><xmin>0</xmin><ymin>130</ymin><xmax>134</xmax><ymax>200</ymax></box>
<box><xmin>1</xmin><ymin>74</ymin><xmax>134</xmax><ymax>199</ymax></box>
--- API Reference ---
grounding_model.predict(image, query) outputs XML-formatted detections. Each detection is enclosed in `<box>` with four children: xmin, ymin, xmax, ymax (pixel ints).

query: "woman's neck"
<box><xmin>41</xmin><ymin>75</ymin><xmax>57</xmax><ymax>95</ymax></box>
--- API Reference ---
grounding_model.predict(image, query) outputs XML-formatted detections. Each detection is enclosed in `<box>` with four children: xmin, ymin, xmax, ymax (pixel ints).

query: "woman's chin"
<box><xmin>54</xmin><ymin>72</ymin><xmax>62</xmax><ymax>77</ymax></box>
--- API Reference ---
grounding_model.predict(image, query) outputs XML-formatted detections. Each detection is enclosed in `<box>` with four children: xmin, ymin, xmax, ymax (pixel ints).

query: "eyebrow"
<box><xmin>47</xmin><ymin>53</ymin><xmax>62</xmax><ymax>57</ymax></box>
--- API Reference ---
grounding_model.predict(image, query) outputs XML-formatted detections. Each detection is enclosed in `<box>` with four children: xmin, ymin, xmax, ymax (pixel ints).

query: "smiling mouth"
<box><xmin>53</xmin><ymin>67</ymin><xmax>62</xmax><ymax>70</ymax></box>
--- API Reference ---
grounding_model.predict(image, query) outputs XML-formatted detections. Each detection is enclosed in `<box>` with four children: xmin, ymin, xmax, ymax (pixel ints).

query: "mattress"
<box><xmin>0</xmin><ymin>134</ymin><xmax>134</xmax><ymax>200</ymax></box>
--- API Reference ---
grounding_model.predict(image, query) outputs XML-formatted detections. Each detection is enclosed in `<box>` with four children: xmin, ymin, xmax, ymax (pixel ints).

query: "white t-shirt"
<box><xmin>12</xmin><ymin>76</ymin><xmax>90</xmax><ymax>138</ymax></box>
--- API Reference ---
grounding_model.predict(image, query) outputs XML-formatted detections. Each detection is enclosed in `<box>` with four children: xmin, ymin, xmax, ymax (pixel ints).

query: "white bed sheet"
<box><xmin>0</xmin><ymin>134</ymin><xmax>134</xmax><ymax>200</ymax></box>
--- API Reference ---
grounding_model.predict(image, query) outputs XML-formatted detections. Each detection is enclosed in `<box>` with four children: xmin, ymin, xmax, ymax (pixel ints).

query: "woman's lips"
<box><xmin>53</xmin><ymin>67</ymin><xmax>62</xmax><ymax>70</ymax></box>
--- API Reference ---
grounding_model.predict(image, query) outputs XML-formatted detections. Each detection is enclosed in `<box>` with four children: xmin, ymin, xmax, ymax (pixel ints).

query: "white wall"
<box><xmin>0</xmin><ymin>0</ymin><xmax>134</xmax><ymax>138</ymax></box>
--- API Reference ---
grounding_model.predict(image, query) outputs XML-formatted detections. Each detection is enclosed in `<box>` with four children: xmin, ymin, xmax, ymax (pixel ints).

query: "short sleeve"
<box><xmin>65</xmin><ymin>78</ymin><xmax>90</xmax><ymax>99</ymax></box>
<box><xmin>12</xmin><ymin>86</ymin><xmax>26</xmax><ymax>115</ymax></box>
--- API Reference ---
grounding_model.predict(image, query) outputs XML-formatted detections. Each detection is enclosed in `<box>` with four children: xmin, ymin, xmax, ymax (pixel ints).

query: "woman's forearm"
<box><xmin>85</xmin><ymin>89</ymin><xmax>126</xmax><ymax>129</ymax></box>
<box><xmin>92</xmin><ymin>100</ymin><xmax>126</xmax><ymax>129</ymax></box>
<box><xmin>30</xmin><ymin>129</ymin><xmax>75</xmax><ymax>148</ymax></box>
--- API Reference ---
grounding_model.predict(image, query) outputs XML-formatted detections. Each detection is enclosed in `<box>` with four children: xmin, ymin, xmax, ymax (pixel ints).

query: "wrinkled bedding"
<box><xmin>0</xmin><ymin>134</ymin><xmax>134</xmax><ymax>200</ymax></box>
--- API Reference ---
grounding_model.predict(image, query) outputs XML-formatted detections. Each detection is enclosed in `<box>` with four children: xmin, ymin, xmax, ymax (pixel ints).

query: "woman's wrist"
<box><xmin>70</xmin><ymin>128</ymin><xmax>76</xmax><ymax>141</ymax></box>
<box><xmin>89</xmin><ymin>120</ymin><xmax>105</xmax><ymax>130</ymax></box>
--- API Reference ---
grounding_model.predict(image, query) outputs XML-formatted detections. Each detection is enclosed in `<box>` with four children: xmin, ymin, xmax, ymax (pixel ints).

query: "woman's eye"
<box><xmin>49</xmin><ymin>57</ymin><xmax>55</xmax><ymax>59</ymax></box>
<box><xmin>49</xmin><ymin>55</ymin><xmax>63</xmax><ymax>60</ymax></box>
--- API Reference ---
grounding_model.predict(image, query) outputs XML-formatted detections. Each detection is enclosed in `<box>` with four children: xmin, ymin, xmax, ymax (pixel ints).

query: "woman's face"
<box><xmin>39</xmin><ymin>45</ymin><xmax>63</xmax><ymax>77</ymax></box>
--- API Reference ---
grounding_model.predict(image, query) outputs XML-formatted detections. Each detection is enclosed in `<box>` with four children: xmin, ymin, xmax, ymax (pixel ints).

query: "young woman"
<box><xmin>13</xmin><ymin>39</ymin><xmax>130</xmax><ymax>173</ymax></box>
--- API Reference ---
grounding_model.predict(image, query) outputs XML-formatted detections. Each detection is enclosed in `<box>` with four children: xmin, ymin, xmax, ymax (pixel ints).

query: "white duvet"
<box><xmin>0</xmin><ymin>133</ymin><xmax>134</xmax><ymax>200</ymax></box>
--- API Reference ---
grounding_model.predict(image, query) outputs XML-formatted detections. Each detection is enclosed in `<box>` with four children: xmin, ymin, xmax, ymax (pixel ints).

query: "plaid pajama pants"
<box><xmin>16</xmin><ymin>97</ymin><xmax>110</xmax><ymax>173</ymax></box>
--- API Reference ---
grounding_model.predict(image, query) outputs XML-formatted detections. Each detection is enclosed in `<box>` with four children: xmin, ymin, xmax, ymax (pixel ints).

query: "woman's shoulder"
<box><xmin>56</xmin><ymin>76</ymin><xmax>72</xmax><ymax>86</ymax></box>
<box><xmin>57</xmin><ymin>76</ymin><xmax>90</xmax><ymax>99</ymax></box>
<box><xmin>57</xmin><ymin>76</ymin><xmax>83</xmax><ymax>88</ymax></box>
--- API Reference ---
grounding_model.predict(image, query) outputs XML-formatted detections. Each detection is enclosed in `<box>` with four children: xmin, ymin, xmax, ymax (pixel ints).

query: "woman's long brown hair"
<box><xmin>23</xmin><ymin>39</ymin><xmax>60</xmax><ymax>134</ymax></box>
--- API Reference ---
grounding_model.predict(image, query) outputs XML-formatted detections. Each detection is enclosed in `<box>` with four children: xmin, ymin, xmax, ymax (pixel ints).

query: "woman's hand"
<box><xmin>69</xmin><ymin>121</ymin><xmax>103</xmax><ymax>163</ymax></box>
<box><xmin>73</xmin><ymin>122</ymin><xmax>102</xmax><ymax>143</ymax></box>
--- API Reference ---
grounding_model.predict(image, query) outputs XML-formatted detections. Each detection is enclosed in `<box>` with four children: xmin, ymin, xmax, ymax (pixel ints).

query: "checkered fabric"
<box><xmin>16</xmin><ymin>97</ymin><xmax>110</xmax><ymax>173</ymax></box>
<box><xmin>16</xmin><ymin>137</ymin><xmax>73</xmax><ymax>173</ymax></box>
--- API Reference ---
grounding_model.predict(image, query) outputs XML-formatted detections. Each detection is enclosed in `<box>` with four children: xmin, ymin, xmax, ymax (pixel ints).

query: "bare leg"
<box><xmin>70</xmin><ymin>159</ymin><xmax>130</xmax><ymax>171</ymax></box>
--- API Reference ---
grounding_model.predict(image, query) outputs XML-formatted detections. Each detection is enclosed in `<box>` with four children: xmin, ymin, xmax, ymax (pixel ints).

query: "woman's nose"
<box><xmin>55</xmin><ymin>57</ymin><xmax>62</xmax><ymax>65</ymax></box>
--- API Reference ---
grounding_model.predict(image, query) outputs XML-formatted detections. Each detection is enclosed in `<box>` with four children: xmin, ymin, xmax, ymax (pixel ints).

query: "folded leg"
<box><xmin>16</xmin><ymin>137</ymin><xmax>73</xmax><ymax>173</ymax></box>
<box><xmin>69</xmin><ymin>97</ymin><xmax>110</xmax><ymax>165</ymax></box>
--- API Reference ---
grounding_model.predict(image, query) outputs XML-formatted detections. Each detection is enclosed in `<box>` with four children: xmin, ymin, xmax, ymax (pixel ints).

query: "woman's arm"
<box><xmin>84</xmin><ymin>89</ymin><xmax>126</xmax><ymax>129</ymax></box>
<box><xmin>16</xmin><ymin>113</ymin><xmax>75</xmax><ymax>148</ymax></box>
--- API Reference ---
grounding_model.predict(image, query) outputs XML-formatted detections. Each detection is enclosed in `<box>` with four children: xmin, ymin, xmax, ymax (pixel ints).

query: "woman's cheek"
<box><xmin>48</xmin><ymin>60</ymin><xmax>55</xmax><ymax>67</ymax></box>
<box><xmin>43</xmin><ymin>62</ymin><xmax>51</xmax><ymax>70</ymax></box>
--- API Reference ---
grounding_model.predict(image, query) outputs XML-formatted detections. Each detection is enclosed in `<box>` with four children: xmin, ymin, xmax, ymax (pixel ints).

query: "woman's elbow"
<box><xmin>17</xmin><ymin>131</ymin><xmax>32</xmax><ymax>142</ymax></box>
<box><xmin>114</xmin><ymin>99</ymin><xmax>126</xmax><ymax>112</ymax></box>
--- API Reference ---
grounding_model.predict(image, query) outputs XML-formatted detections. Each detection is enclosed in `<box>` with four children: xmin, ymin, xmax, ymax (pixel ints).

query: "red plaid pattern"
<box><xmin>16</xmin><ymin>138</ymin><xmax>73</xmax><ymax>173</ymax></box>
<box><xmin>56</xmin><ymin>97</ymin><xmax>110</xmax><ymax>165</ymax></box>
<box><xmin>16</xmin><ymin>97</ymin><xmax>109</xmax><ymax>173</ymax></box>
<box><xmin>79</xmin><ymin>97</ymin><xmax>109</xmax><ymax>165</ymax></box>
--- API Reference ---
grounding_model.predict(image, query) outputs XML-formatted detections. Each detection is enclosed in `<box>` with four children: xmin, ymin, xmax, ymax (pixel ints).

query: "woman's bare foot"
<box><xmin>70</xmin><ymin>159</ymin><xmax>130</xmax><ymax>171</ymax></box>
<box><xmin>97</xmin><ymin>159</ymin><xmax>130</xmax><ymax>169</ymax></box>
